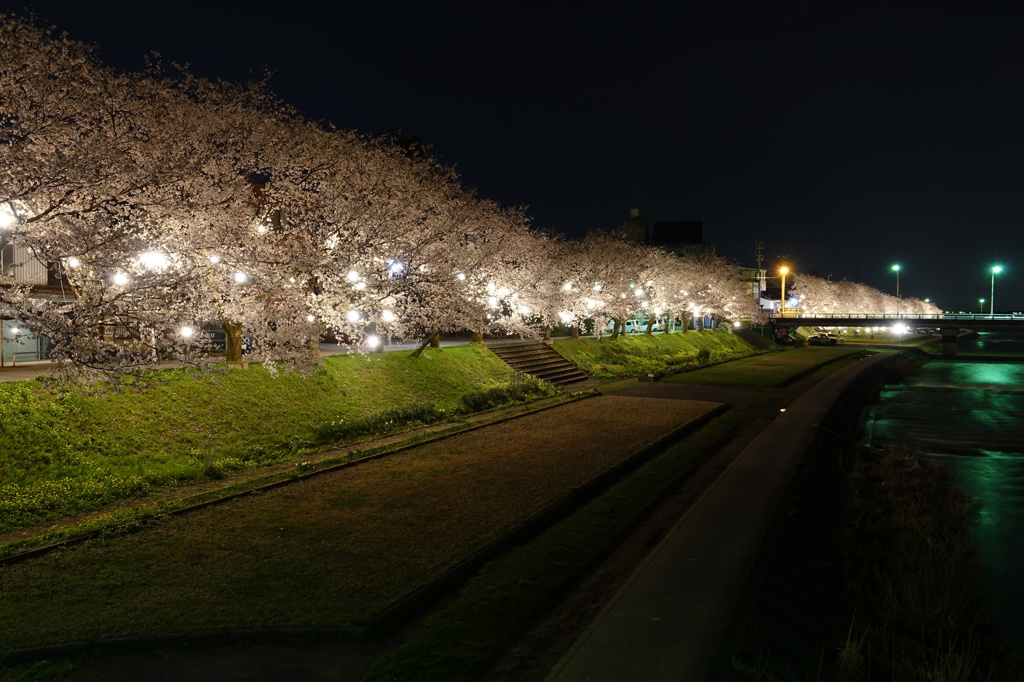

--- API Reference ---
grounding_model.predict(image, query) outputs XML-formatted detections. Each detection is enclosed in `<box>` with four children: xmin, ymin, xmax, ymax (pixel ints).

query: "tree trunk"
<box><xmin>610</xmin><ymin>317</ymin><xmax>620</xmax><ymax>341</ymax></box>
<box><xmin>571</xmin><ymin>324</ymin><xmax>580</xmax><ymax>340</ymax></box>
<box><xmin>224</xmin><ymin>321</ymin><xmax>244</xmax><ymax>362</ymax></box>
<box><xmin>680</xmin><ymin>313</ymin><xmax>689</xmax><ymax>333</ymax></box>
<box><xmin>472</xmin><ymin>319</ymin><xmax>484</xmax><ymax>345</ymax></box>
<box><xmin>545</xmin><ymin>325</ymin><xmax>552</xmax><ymax>342</ymax></box>
<box><xmin>412</xmin><ymin>329</ymin><xmax>440</xmax><ymax>357</ymax></box>
<box><xmin>645</xmin><ymin>317</ymin><xmax>654</xmax><ymax>335</ymax></box>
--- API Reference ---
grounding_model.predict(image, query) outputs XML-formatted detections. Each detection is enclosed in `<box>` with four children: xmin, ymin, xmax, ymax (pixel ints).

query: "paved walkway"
<box><xmin>544</xmin><ymin>352</ymin><xmax>888</xmax><ymax>681</ymax></box>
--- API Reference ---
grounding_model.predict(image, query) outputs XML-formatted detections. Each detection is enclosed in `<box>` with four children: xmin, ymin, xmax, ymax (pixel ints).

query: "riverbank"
<box><xmin>710</xmin><ymin>350</ymin><xmax>1022</xmax><ymax>680</ymax></box>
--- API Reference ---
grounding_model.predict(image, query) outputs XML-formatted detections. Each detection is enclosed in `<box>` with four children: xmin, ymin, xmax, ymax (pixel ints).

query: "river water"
<box><xmin>862</xmin><ymin>332</ymin><xmax>1024</xmax><ymax>643</ymax></box>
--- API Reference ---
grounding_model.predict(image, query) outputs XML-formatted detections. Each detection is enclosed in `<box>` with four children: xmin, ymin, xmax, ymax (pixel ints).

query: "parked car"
<box><xmin>808</xmin><ymin>332</ymin><xmax>843</xmax><ymax>345</ymax></box>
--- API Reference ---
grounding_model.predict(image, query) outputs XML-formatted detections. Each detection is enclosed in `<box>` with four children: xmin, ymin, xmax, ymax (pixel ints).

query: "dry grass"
<box><xmin>0</xmin><ymin>396</ymin><xmax>719</xmax><ymax>650</ymax></box>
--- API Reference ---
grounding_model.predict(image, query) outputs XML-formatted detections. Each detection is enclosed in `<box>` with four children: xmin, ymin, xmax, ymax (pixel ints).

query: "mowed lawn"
<box><xmin>663</xmin><ymin>345</ymin><xmax>862</xmax><ymax>388</ymax></box>
<box><xmin>0</xmin><ymin>396</ymin><xmax>720</xmax><ymax>650</ymax></box>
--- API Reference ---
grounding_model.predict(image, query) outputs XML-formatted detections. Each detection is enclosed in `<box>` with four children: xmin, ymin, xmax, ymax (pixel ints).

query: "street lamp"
<box><xmin>979</xmin><ymin>298</ymin><xmax>985</xmax><ymax>313</ymax></box>
<box><xmin>990</xmin><ymin>265</ymin><xmax>1003</xmax><ymax>316</ymax></box>
<box><xmin>779</xmin><ymin>266</ymin><xmax>789</xmax><ymax>315</ymax></box>
<box><xmin>891</xmin><ymin>264</ymin><xmax>901</xmax><ymax>316</ymax></box>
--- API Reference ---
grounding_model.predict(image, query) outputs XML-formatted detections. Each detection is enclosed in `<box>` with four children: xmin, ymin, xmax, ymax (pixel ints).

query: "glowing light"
<box><xmin>457</xmin><ymin>273</ymin><xmax>466</xmax><ymax>281</ymax></box>
<box><xmin>346</xmin><ymin>310</ymin><xmax>361</xmax><ymax>322</ymax></box>
<box><xmin>366</xmin><ymin>335</ymin><xmax>380</xmax><ymax>349</ymax></box>
<box><xmin>634</xmin><ymin>289</ymin><xmax>644</xmax><ymax>298</ymax></box>
<box><xmin>892</xmin><ymin>323</ymin><xmax>908</xmax><ymax>334</ymax></box>
<box><xmin>388</xmin><ymin>261</ymin><xmax>405</xmax><ymax>276</ymax></box>
<box><xmin>67</xmin><ymin>257</ymin><xmax>81</xmax><ymax>268</ymax></box>
<box><xmin>488</xmin><ymin>296</ymin><xmax>499</xmax><ymax>308</ymax></box>
<box><xmin>10</xmin><ymin>327</ymin><xmax>19</xmax><ymax>334</ymax></box>
<box><xmin>353</xmin><ymin>281</ymin><xmax>366</xmax><ymax>290</ymax></box>
<box><xmin>563</xmin><ymin>282</ymin><xmax>573</xmax><ymax>291</ymax></box>
<box><xmin>139</xmin><ymin>251</ymin><xmax>169</xmax><ymax>270</ymax></box>
<box><xmin>0</xmin><ymin>206</ymin><xmax>15</xmax><ymax>228</ymax></box>
<box><xmin>346</xmin><ymin>270</ymin><xmax>360</xmax><ymax>282</ymax></box>
<box><xmin>559</xmin><ymin>311</ymin><xmax>573</xmax><ymax>324</ymax></box>
<box><xmin>233</xmin><ymin>271</ymin><xmax>248</xmax><ymax>284</ymax></box>
<box><xmin>382</xmin><ymin>310</ymin><xmax>396</xmax><ymax>322</ymax></box>
<box><xmin>733</xmin><ymin>321</ymin><xmax>741</xmax><ymax>328</ymax></box>
<box><xmin>306</xmin><ymin>315</ymin><xmax>316</xmax><ymax>323</ymax></box>
<box><xmin>180</xmin><ymin>326</ymin><xmax>195</xmax><ymax>338</ymax></box>
<box><xmin>593</xmin><ymin>284</ymin><xmax>602</xmax><ymax>291</ymax></box>
<box><xmin>112</xmin><ymin>272</ymin><xmax>129</xmax><ymax>286</ymax></box>
<box><xmin>256</xmin><ymin>224</ymin><xmax>268</xmax><ymax>234</ymax></box>
<box><xmin>208</xmin><ymin>255</ymin><xmax>221</xmax><ymax>264</ymax></box>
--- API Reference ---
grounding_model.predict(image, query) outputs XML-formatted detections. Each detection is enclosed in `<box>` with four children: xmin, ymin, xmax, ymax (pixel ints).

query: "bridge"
<box><xmin>766</xmin><ymin>312</ymin><xmax>1024</xmax><ymax>358</ymax></box>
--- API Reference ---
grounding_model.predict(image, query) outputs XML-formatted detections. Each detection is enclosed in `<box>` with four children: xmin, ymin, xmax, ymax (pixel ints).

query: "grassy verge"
<box><xmin>0</xmin><ymin>396</ymin><xmax>718</xmax><ymax>652</ymax></box>
<box><xmin>0</xmin><ymin>345</ymin><xmax>546</xmax><ymax>533</ymax></box>
<box><xmin>553</xmin><ymin>330</ymin><xmax>761</xmax><ymax>379</ymax></box>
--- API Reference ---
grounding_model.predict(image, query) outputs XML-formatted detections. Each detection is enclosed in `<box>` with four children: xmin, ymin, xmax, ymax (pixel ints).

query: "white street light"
<box><xmin>991</xmin><ymin>265</ymin><xmax>1003</xmax><ymax>316</ymax></box>
<box><xmin>891</xmin><ymin>264</ymin><xmax>901</xmax><ymax>316</ymax></box>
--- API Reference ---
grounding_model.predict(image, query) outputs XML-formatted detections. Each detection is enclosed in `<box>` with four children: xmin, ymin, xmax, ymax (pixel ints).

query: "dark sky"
<box><xmin>6</xmin><ymin>1</ymin><xmax>1024</xmax><ymax>311</ymax></box>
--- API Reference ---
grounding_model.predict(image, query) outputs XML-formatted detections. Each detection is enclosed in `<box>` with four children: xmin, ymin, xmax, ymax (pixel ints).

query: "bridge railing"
<box><xmin>766</xmin><ymin>312</ymin><xmax>1024</xmax><ymax>322</ymax></box>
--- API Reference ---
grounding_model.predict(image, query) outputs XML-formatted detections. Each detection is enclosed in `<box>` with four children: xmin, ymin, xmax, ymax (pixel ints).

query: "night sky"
<box><xmin>6</xmin><ymin>1</ymin><xmax>1024</xmax><ymax>312</ymax></box>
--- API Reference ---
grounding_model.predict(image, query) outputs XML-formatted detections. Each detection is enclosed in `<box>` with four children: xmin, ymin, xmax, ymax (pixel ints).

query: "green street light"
<box><xmin>891</xmin><ymin>264</ymin><xmax>901</xmax><ymax>316</ymax></box>
<box><xmin>990</xmin><ymin>265</ymin><xmax>1003</xmax><ymax>316</ymax></box>
<box><xmin>979</xmin><ymin>298</ymin><xmax>985</xmax><ymax>313</ymax></box>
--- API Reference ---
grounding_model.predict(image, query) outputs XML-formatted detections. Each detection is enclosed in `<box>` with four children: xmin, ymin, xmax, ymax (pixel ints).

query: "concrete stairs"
<box><xmin>487</xmin><ymin>341</ymin><xmax>589</xmax><ymax>386</ymax></box>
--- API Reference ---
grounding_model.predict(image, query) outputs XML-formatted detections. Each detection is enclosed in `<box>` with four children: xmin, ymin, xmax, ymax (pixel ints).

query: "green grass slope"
<box><xmin>554</xmin><ymin>330</ymin><xmax>761</xmax><ymax>380</ymax></box>
<box><xmin>0</xmin><ymin>345</ymin><xmax>521</xmax><ymax>533</ymax></box>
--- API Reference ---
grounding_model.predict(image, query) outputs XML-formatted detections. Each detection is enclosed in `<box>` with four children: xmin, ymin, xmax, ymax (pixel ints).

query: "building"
<box><xmin>0</xmin><ymin>242</ymin><xmax>71</xmax><ymax>365</ymax></box>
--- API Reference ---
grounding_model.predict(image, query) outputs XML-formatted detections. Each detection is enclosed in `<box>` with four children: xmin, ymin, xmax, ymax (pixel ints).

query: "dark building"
<box><xmin>621</xmin><ymin>209</ymin><xmax>713</xmax><ymax>256</ymax></box>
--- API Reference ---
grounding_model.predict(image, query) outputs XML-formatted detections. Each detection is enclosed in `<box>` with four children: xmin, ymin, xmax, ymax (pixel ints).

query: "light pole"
<box><xmin>779</xmin><ymin>266</ymin><xmax>789</xmax><ymax>316</ymax></box>
<box><xmin>891</xmin><ymin>264</ymin><xmax>901</xmax><ymax>316</ymax></box>
<box><xmin>979</xmin><ymin>298</ymin><xmax>985</xmax><ymax>314</ymax></box>
<box><xmin>990</xmin><ymin>265</ymin><xmax>1003</xmax><ymax>316</ymax></box>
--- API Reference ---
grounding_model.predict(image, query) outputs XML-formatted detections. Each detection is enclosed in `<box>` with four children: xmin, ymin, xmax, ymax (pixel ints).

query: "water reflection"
<box><xmin>864</xmin><ymin>349</ymin><xmax>1024</xmax><ymax>643</ymax></box>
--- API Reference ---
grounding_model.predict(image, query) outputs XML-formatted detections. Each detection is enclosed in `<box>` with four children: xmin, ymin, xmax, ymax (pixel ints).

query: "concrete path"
<box><xmin>544</xmin><ymin>353</ymin><xmax>887</xmax><ymax>681</ymax></box>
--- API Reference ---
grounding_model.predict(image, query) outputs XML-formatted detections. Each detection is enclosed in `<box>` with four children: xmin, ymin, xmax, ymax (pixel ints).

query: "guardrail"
<box><xmin>10</xmin><ymin>350</ymin><xmax>52</xmax><ymax>366</ymax></box>
<box><xmin>767</xmin><ymin>313</ymin><xmax>1024</xmax><ymax>322</ymax></box>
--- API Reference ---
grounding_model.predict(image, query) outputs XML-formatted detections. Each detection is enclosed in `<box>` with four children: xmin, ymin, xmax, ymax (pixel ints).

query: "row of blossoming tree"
<box><xmin>0</xmin><ymin>15</ymin><xmax>930</xmax><ymax>382</ymax></box>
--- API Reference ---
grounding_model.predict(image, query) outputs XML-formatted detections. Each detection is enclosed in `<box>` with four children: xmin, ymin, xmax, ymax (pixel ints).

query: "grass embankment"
<box><xmin>0</xmin><ymin>397</ymin><xmax>720</xmax><ymax>652</ymax></box>
<box><xmin>554</xmin><ymin>329</ymin><xmax>759</xmax><ymax>379</ymax></box>
<box><xmin>0</xmin><ymin>345</ymin><xmax>551</xmax><ymax>534</ymax></box>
